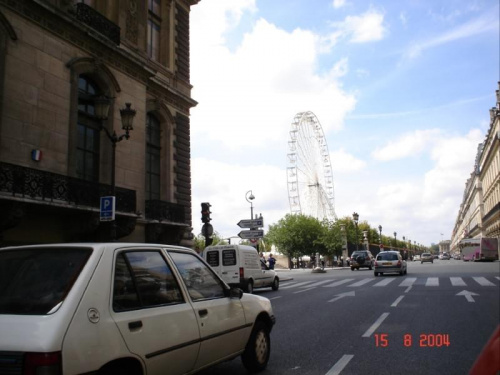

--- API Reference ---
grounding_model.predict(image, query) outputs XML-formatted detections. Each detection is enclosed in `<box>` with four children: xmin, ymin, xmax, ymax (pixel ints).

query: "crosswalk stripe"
<box><xmin>373</xmin><ymin>278</ymin><xmax>396</xmax><ymax>287</ymax></box>
<box><xmin>280</xmin><ymin>281</ymin><xmax>313</xmax><ymax>289</ymax></box>
<box><xmin>348</xmin><ymin>278</ymin><xmax>373</xmax><ymax>287</ymax></box>
<box><xmin>426</xmin><ymin>277</ymin><xmax>439</xmax><ymax>286</ymax></box>
<box><xmin>323</xmin><ymin>279</ymin><xmax>354</xmax><ymax>287</ymax></box>
<box><xmin>450</xmin><ymin>277</ymin><xmax>466</xmax><ymax>286</ymax></box>
<box><xmin>399</xmin><ymin>278</ymin><xmax>417</xmax><ymax>287</ymax></box>
<box><xmin>302</xmin><ymin>280</ymin><xmax>334</xmax><ymax>287</ymax></box>
<box><xmin>496</xmin><ymin>277</ymin><xmax>500</xmax><ymax>281</ymax></box>
<box><xmin>473</xmin><ymin>277</ymin><xmax>496</xmax><ymax>286</ymax></box>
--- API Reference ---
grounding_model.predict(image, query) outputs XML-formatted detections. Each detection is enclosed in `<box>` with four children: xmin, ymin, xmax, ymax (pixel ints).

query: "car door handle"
<box><xmin>128</xmin><ymin>321</ymin><xmax>143</xmax><ymax>330</ymax></box>
<box><xmin>198</xmin><ymin>309</ymin><xmax>208</xmax><ymax>317</ymax></box>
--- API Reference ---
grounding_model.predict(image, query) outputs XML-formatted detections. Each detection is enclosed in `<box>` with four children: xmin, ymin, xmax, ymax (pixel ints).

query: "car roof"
<box><xmin>0</xmin><ymin>242</ymin><xmax>196</xmax><ymax>253</ymax></box>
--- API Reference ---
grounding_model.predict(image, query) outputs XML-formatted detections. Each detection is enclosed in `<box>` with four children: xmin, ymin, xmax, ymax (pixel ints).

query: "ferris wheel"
<box><xmin>287</xmin><ymin>111</ymin><xmax>337</xmax><ymax>221</ymax></box>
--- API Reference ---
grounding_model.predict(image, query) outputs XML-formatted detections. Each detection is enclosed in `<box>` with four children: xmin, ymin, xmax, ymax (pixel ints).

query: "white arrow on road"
<box><xmin>327</xmin><ymin>291</ymin><xmax>355</xmax><ymax>303</ymax></box>
<box><xmin>456</xmin><ymin>290</ymin><xmax>479</xmax><ymax>303</ymax></box>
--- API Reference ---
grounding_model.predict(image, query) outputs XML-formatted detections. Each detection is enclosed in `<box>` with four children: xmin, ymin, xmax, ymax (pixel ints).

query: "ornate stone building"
<box><xmin>0</xmin><ymin>0</ymin><xmax>200</xmax><ymax>246</ymax></box>
<box><xmin>450</xmin><ymin>82</ymin><xmax>500</xmax><ymax>256</ymax></box>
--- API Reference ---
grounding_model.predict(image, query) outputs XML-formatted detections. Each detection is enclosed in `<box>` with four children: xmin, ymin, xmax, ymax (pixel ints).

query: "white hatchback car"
<box><xmin>0</xmin><ymin>243</ymin><xmax>275</xmax><ymax>375</ymax></box>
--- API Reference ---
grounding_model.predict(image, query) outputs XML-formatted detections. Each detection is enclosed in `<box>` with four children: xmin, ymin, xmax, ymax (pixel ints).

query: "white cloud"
<box><xmin>330</xmin><ymin>10</ymin><xmax>387</xmax><ymax>43</ymax></box>
<box><xmin>331</xmin><ymin>148</ymin><xmax>366</xmax><ymax>173</ymax></box>
<box><xmin>191</xmin><ymin>6</ymin><xmax>357</xmax><ymax>150</ymax></box>
<box><xmin>406</xmin><ymin>12</ymin><xmax>498</xmax><ymax>59</ymax></box>
<box><xmin>332</xmin><ymin>0</ymin><xmax>347</xmax><ymax>9</ymax></box>
<box><xmin>372</xmin><ymin>129</ymin><xmax>442</xmax><ymax>161</ymax></box>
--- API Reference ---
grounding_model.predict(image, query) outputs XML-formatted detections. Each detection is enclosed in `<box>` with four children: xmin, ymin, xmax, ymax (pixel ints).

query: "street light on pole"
<box><xmin>95</xmin><ymin>98</ymin><xmax>136</xmax><ymax>241</ymax></box>
<box><xmin>340</xmin><ymin>224</ymin><xmax>347</xmax><ymax>267</ymax></box>
<box><xmin>394</xmin><ymin>232</ymin><xmax>397</xmax><ymax>250</ymax></box>
<box><xmin>245</xmin><ymin>190</ymin><xmax>255</xmax><ymax>220</ymax></box>
<box><xmin>352</xmin><ymin>212</ymin><xmax>359</xmax><ymax>250</ymax></box>
<box><xmin>378</xmin><ymin>225</ymin><xmax>382</xmax><ymax>250</ymax></box>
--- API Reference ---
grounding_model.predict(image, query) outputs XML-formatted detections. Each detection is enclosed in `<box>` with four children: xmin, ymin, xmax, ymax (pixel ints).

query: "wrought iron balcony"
<box><xmin>75</xmin><ymin>3</ymin><xmax>120</xmax><ymax>45</ymax></box>
<box><xmin>145</xmin><ymin>200</ymin><xmax>186</xmax><ymax>223</ymax></box>
<box><xmin>0</xmin><ymin>162</ymin><xmax>136</xmax><ymax>213</ymax></box>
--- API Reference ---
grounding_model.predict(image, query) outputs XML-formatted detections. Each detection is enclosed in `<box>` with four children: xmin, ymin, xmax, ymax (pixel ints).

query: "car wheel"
<box><xmin>369</xmin><ymin>264</ymin><xmax>373</xmax><ymax>270</ymax></box>
<box><xmin>374</xmin><ymin>272</ymin><xmax>378</xmax><ymax>276</ymax></box>
<box><xmin>242</xmin><ymin>320</ymin><xmax>271</xmax><ymax>372</ymax></box>
<box><xmin>405</xmin><ymin>268</ymin><xmax>408</xmax><ymax>275</ymax></box>
<box><xmin>399</xmin><ymin>270</ymin><xmax>403</xmax><ymax>276</ymax></box>
<box><xmin>351</xmin><ymin>267</ymin><xmax>354</xmax><ymax>271</ymax></box>
<box><xmin>246</xmin><ymin>281</ymin><xmax>254</xmax><ymax>294</ymax></box>
<box><xmin>271</xmin><ymin>277</ymin><xmax>279</xmax><ymax>291</ymax></box>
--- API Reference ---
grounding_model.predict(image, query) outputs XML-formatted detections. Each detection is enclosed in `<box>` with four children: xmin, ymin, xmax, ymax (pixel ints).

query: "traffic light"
<box><xmin>201</xmin><ymin>202</ymin><xmax>211</xmax><ymax>223</ymax></box>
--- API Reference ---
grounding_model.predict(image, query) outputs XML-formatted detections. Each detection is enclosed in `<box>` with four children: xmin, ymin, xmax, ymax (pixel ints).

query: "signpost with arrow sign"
<box><xmin>237</xmin><ymin>218</ymin><xmax>264</xmax><ymax>228</ymax></box>
<box><xmin>238</xmin><ymin>230</ymin><xmax>264</xmax><ymax>239</ymax></box>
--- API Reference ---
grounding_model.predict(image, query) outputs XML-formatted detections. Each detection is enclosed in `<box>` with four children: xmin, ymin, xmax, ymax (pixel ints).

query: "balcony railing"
<box><xmin>145</xmin><ymin>200</ymin><xmax>185</xmax><ymax>223</ymax></box>
<box><xmin>0</xmin><ymin>162</ymin><xmax>136</xmax><ymax>213</ymax></box>
<box><xmin>75</xmin><ymin>3</ymin><xmax>120</xmax><ymax>45</ymax></box>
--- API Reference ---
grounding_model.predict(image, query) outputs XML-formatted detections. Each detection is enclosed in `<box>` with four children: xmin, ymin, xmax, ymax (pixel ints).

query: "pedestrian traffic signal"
<box><xmin>201</xmin><ymin>202</ymin><xmax>211</xmax><ymax>223</ymax></box>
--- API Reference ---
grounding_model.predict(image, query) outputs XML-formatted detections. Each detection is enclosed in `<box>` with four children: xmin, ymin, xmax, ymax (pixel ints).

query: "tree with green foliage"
<box><xmin>193</xmin><ymin>232</ymin><xmax>228</xmax><ymax>253</ymax></box>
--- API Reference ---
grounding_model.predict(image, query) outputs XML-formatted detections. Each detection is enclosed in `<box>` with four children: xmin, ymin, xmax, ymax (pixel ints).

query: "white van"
<box><xmin>203</xmin><ymin>245</ymin><xmax>279</xmax><ymax>293</ymax></box>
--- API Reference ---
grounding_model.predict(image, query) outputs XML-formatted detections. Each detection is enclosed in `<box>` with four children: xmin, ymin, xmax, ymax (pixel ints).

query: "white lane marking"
<box><xmin>327</xmin><ymin>291</ymin><xmax>355</xmax><ymax>303</ymax></box>
<box><xmin>404</xmin><ymin>286</ymin><xmax>412</xmax><ymax>293</ymax></box>
<box><xmin>399</xmin><ymin>278</ymin><xmax>416</xmax><ymax>287</ymax></box>
<box><xmin>391</xmin><ymin>296</ymin><xmax>404</xmax><ymax>307</ymax></box>
<box><xmin>362</xmin><ymin>312</ymin><xmax>390</xmax><ymax>338</ymax></box>
<box><xmin>293</xmin><ymin>287</ymin><xmax>316</xmax><ymax>294</ymax></box>
<box><xmin>302</xmin><ymin>280</ymin><xmax>334</xmax><ymax>287</ymax></box>
<box><xmin>450</xmin><ymin>277</ymin><xmax>466</xmax><ymax>286</ymax></box>
<box><xmin>426</xmin><ymin>277</ymin><xmax>439</xmax><ymax>287</ymax></box>
<box><xmin>323</xmin><ymin>279</ymin><xmax>354</xmax><ymax>287</ymax></box>
<box><xmin>473</xmin><ymin>277</ymin><xmax>496</xmax><ymax>286</ymax></box>
<box><xmin>456</xmin><ymin>290</ymin><xmax>478</xmax><ymax>302</ymax></box>
<box><xmin>348</xmin><ymin>278</ymin><xmax>373</xmax><ymax>287</ymax></box>
<box><xmin>373</xmin><ymin>278</ymin><xmax>395</xmax><ymax>287</ymax></box>
<box><xmin>280</xmin><ymin>281</ymin><xmax>314</xmax><ymax>289</ymax></box>
<box><xmin>495</xmin><ymin>277</ymin><xmax>500</xmax><ymax>281</ymax></box>
<box><xmin>269</xmin><ymin>296</ymin><xmax>282</xmax><ymax>300</ymax></box>
<box><xmin>325</xmin><ymin>354</ymin><xmax>354</xmax><ymax>375</ymax></box>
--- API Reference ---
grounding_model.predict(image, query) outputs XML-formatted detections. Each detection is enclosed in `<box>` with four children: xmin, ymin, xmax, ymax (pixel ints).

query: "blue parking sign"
<box><xmin>100</xmin><ymin>196</ymin><xmax>115</xmax><ymax>221</ymax></box>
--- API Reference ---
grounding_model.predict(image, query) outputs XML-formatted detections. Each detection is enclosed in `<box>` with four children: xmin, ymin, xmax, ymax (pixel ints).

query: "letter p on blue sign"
<box><xmin>100</xmin><ymin>196</ymin><xmax>116</xmax><ymax>221</ymax></box>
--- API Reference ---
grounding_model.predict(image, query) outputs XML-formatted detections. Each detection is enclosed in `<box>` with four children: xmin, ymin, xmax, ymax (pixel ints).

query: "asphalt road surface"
<box><xmin>197</xmin><ymin>259</ymin><xmax>500</xmax><ymax>375</ymax></box>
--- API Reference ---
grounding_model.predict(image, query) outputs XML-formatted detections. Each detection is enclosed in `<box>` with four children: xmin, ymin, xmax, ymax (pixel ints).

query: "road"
<box><xmin>198</xmin><ymin>259</ymin><xmax>500</xmax><ymax>375</ymax></box>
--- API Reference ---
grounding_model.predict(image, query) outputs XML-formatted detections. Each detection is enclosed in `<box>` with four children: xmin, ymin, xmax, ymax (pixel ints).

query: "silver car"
<box><xmin>374</xmin><ymin>251</ymin><xmax>407</xmax><ymax>276</ymax></box>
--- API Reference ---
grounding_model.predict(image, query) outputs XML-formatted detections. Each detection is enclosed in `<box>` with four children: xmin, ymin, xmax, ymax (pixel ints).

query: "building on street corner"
<box><xmin>450</xmin><ymin>82</ymin><xmax>500</xmax><ymax>258</ymax></box>
<box><xmin>0</xmin><ymin>0</ymin><xmax>200</xmax><ymax>247</ymax></box>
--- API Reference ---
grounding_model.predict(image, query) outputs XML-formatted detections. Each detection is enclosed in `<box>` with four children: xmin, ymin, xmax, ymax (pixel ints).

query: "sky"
<box><xmin>188</xmin><ymin>0</ymin><xmax>499</xmax><ymax>247</ymax></box>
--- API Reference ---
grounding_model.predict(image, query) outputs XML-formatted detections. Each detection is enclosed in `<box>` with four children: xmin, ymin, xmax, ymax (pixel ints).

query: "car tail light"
<box><xmin>24</xmin><ymin>352</ymin><xmax>62</xmax><ymax>375</ymax></box>
<box><xmin>239</xmin><ymin>267</ymin><xmax>244</xmax><ymax>279</ymax></box>
<box><xmin>397</xmin><ymin>260</ymin><xmax>401</xmax><ymax>267</ymax></box>
<box><xmin>375</xmin><ymin>261</ymin><xmax>378</xmax><ymax>266</ymax></box>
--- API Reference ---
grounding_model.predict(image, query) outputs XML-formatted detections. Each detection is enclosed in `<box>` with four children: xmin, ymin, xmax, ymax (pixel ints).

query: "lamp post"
<box><xmin>245</xmin><ymin>190</ymin><xmax>255</xmax><ymax>220</ymax></box>
<box><xmin>363</xmin><ymin>230</ymin><xmax>369</xmax><ymax>251</ymax></box>
<box><xmin>340</xmin><ymin>224</ymin><xmax>347</xmax><ymax>267</ymax></box>
<box><xmin>96</xmin><ymin>98</ymin><xmax>136</xmax><ymax>241</ymax></box>
<box><xmin>393</xmin><ymin>232</ymin><xmax>397</xmax><ymax>250</ymax></box>
<box><xmin>352</xmin><ymin>212</ymin><xmax>359</xmax><ymax>250</ymax></box>
<box><xmin>378</xmin><ymin>225</ymin><xmax>382</xmax><ymax>249</ymax></box>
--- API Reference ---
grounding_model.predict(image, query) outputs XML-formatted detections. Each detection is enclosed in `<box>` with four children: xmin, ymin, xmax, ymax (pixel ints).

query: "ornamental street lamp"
<box><xmin>96</xmin><ymin>98</ymin><xmax>136</xmax><ymax>241</ymax></box>
<box><xmin>378</xmin><ymin>225</ymin><xmax>382</xmax><ymax>249</ymax></box>
<box><xmin>394</xmin><ymin>232</ymin><xmax>397</xmax><ymax>250</ymax></box>
<box><xmin>245</xmin><ymin>190</ymin><xmax>255</xmax><ymax>220</ymax></box>
<box><xmin>340</xmin><ymin>224</ymin><xmax>347</xmax><ymax>267</ymax></box>
<box><xmin>353</xmin><ymin>212</ymin><xmax>359</xmax><ymax>250</ymax></box>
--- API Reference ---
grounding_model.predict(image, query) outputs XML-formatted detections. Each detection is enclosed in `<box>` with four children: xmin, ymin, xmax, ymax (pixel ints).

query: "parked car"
<box><xmin>421</xmin><ymin>252</ymin><xmax>434</xmax><ymax>263</ymax></box>
<box><xmin>413</xmin><ymin>255</ymin><xmax>421</xmax><ymax>261</ymax></box>
<box><xmin>374</xmin><ymin>250</ymin><xmax>407</xmax><ymax>276</ymax></box>
<box><xmin>203</xmin><ymin>244</ymin><xmax>279</xmax><ymax>293</ymax></box>
<box><xmin>0</xmin><ymin>243</ymin><xmax>276</xmax><ymax>375</ymax></box>
<box><xmin>441</xmin><ymin>252</ymin><xmax>451</xmax><ymax>260</ymax></box>
<box><xmin>350</xmin><ymin>250</ymin><xmax>375</xmax><ymax>270</ymax></box>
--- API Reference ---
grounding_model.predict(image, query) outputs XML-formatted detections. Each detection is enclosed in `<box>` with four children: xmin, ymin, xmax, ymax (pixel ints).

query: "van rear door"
<box><xmin>204</xmin><ymin>246</ymin><xmax>239</xmax><ymax>285</ymax></box>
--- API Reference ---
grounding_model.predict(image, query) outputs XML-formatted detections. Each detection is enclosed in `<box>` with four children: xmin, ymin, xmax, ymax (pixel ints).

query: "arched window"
<box><xmin>146</xmin><ymin>113</ymin><xmax>161</xmax><ymax>200</ymax></box>
<box><xmin>76</xmin><ymin>75</ymin><xmax>101</xmax><ymax>182</ymax></box>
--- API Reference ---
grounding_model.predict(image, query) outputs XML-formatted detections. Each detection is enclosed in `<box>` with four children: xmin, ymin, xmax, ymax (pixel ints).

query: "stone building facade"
<box><xmin>0</xmin><ymin>0</ymin><xmax>200</xmax><ymax>246</ymax></box>
<box><xmin>450</xmin><ymin>82</ymin><xmax>500</xmax><ymax>256</ymax></box>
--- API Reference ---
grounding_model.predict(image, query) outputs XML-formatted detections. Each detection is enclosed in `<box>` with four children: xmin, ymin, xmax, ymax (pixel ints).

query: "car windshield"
<box><xmin>377</xmin><ymin>253</ymin><xmax>398</xmax><ymax>261</ymax></box>
<box><xmin>0</xmin><ymin>248</ymin><xmax>92</xmax><ymax>315</ymax></box>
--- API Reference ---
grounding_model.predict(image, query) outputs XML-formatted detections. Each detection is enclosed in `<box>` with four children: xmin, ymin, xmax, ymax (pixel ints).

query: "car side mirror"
<box><xmin>225</xmin><ymin>287</ymin><xmax>243</xmax><ymax>299</ymax></box>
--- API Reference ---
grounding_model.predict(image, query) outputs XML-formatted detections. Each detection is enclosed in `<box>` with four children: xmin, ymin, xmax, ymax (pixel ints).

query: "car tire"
<box><xmin>374</xmin><ymin>272</ymin><xmax>378</xmax><ymax>276</ymax></box>
<box><xmin>242</xmin><ymin>320</ymin><xmax>271</xmax><ymax>372</ymax></box>
<box><xmin>351</xmin><ymin>267</ymin><xmax>354</xmax><ymax>271</ymax></box>
<box><xmin>246</xmin><ymin>280</ymin><xmax>254</xmax><ymax>294</ymax></box>
<box><xmin>369</xmin><ymin>264</ymin><xmax>373</xmax><ymax>270</ymax></box>
<box><xmin>271</xmin><ymin>277</ymin><xmax>279</xmax><ymax>291</ymax></box>
<box><xmin>399</xmin><ymin>270</ymin><xmax>403</xmax><ymax>276</ymax></box>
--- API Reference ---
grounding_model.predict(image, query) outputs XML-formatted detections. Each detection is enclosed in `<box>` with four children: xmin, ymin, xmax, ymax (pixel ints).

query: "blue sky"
<box><xmin>189</xmin><ymin>0</ymin><xmax>499</xmax><ymax>247</ymax></box>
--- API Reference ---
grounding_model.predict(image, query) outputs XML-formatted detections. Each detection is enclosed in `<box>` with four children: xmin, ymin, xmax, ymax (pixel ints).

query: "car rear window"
<box><xmin>377</xmin><ymin>253</ymin><xmax>398</xmax><ymax>261</ymax></box>
<box><xmin>0</xmin><ymin>248</ymin><xmax>92</xmax><ymax>315</ymax></box>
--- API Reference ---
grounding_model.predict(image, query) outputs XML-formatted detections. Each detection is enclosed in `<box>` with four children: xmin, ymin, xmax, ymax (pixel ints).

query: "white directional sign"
<box><xmin>237</xmin><ymin>219</ymin><xmax>264</xmax><ymax>228</ymax></box>
<box><xmin>238</xmin><ymin>230</ymin><xmax>264</xmax><ymax>239</ymax></box>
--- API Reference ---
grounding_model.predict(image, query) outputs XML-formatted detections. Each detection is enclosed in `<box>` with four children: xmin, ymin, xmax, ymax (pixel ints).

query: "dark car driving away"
<box><xmin>350</xmin><ymin>250</ymin><xmax>375</xmax><ymax>271</ymax></box>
